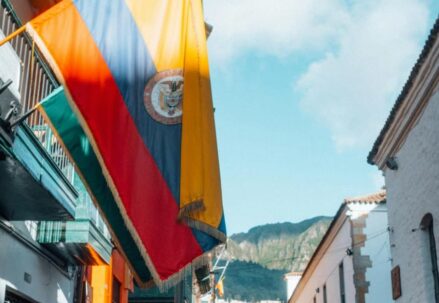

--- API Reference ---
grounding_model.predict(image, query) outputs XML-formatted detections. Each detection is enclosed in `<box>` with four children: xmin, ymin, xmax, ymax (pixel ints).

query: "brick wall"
<box><xmin>385</xmin><ymin>90</ymin><xmax>439</xmax><ymax>302</ymax></box>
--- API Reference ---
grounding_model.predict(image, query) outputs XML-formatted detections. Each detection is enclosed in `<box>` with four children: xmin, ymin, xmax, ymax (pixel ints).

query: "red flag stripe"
<box><xmin>31</xmin><ymin>2</ymin><xmax>203</xmax><ymax>280</ymax></box>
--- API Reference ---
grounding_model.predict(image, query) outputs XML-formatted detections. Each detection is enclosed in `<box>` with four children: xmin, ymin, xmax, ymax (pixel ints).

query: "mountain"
<box><xmin>222</xmin><ymin>216</ymin><xmax>331</xmax><ymax>301</ymax></box>
<box><xmin>227</xmin><ymin>216</ymin><xmax>332</xmax><ymax>271</ymax></box>
<box><xmin>222</xmin><ymin>261</ymin><xmax>287</xmax><ymax>302</ymax></box>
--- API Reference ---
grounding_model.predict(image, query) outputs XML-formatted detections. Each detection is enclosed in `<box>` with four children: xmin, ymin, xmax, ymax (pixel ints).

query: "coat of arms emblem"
<box><xmin>144</xmin><ymin>69</ymin><xmax>183</xmax><ymax>124</ymax></box>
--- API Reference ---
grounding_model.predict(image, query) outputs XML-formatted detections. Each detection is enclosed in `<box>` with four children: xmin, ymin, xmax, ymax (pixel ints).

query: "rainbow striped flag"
<box><xmin>27</xmin><ymin>0</ymin><xmax>226</xmax><ymax>288</ymax></box>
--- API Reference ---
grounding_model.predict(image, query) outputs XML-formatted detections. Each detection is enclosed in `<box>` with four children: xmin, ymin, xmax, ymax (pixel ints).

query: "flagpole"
<box><xmin>1</xmin><ymin>23</ymin><xmax>45</xmax><ymax>129</ymax></box>
<box><xmin>10</xmin><ymin>99</ymin><xmax>48</xmax><ymax>127</ymax></box>
<box><xmin>0</xmin><ymin>24</ymin><xmax>26</xmax><ymax>47</ymax></box>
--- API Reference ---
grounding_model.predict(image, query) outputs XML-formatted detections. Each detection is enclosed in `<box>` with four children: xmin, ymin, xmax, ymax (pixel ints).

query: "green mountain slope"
<box><xmin>222</xmin><ymin>216</ymin><xmax>331</xmax><ymax>301</ymax></box>
<box><xmin>223</xmin><ymin>261</ymin><xmax>287</xmax><ymax>302</ymax></box>
<box><xmin>227</xmin><ymin>216</ymin><xmax>331</xmax><ymax>271</ymax></box>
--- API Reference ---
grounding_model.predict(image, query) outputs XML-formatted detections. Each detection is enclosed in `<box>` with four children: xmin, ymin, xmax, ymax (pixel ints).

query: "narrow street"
<box><xmin>0</xmin><ymin>1</ymin><xmax>438</xmax><ymax>303</ymax></box>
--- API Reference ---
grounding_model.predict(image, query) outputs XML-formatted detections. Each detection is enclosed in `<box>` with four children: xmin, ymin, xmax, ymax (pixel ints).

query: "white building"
<box><xmin>368</xmin><ymin>19</ymin><xmax>439</xmax><ymax>303</ymax></box>
<box><xmin>289</xmin><ymin>191</ymin><xmax>393</xmax><ymax>303</ymax></box>
<box><xmin>285</xmin><ymin>272</ymin><xmax>302</xmax><ymax>300</ymax></box>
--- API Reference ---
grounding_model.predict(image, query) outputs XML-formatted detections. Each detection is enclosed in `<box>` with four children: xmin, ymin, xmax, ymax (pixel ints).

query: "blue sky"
<box><xmin>204</xmin><ymin>0</ymin><xmax>439</xmax><ymax>235</ymax></box>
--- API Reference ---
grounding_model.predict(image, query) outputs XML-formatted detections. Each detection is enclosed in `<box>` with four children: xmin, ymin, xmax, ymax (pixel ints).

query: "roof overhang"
<box><xmin>368</xmin><ymin>19</ymin><xmax>439</xmax><ymax>169</ymax></box>
<box><xmin>38</xmin><ymin>219</ymin><xmax>112</xmax><ymax>265</ymax></box>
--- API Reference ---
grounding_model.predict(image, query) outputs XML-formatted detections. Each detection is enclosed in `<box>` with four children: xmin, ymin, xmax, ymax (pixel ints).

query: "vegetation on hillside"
<box><xmin>222</xmin><ymin>216</ymin><xmax>332</xmax><ymax>301</ymax></box>
<box><xmin>222</xmin><ymin>261</ymin><xmax>287</xmax><ymax>302</ymax></box>
<box><xmin>227</xmin><ymin>216</ymin><xmax>332</xmax><ymax>271</ymax></box>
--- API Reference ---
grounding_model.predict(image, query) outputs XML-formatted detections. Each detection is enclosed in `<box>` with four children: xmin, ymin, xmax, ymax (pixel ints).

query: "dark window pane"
<box><xmin>339</xmin><ymin>262</ymin><xmax>345</xmax><ymax>303</ymax></box>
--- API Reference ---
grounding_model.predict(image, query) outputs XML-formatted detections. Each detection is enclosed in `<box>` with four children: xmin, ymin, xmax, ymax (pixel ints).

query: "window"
<box><xmin>339</xmin><ymin>262</ymin><xmax>346</xmax><ymax>303</ymax></box>
<box><xmin>323</xmin><ymin>284</ymin><xmax>328</xmax><ymax>303</ymax></box>
<box><xmin>421</xmin><ymin>213</ymin><xmax>439</xmax><ymax>302</ymax></box>
<box><xmin>5</xmin><ymin>289</ymin><xmax>34</xmax><ymax>303</ymax></box>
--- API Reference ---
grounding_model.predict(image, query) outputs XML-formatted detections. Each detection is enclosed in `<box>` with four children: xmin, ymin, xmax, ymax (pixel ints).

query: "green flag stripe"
<box><xmin>40</xmin><ymin>87</ymin><xmax>152</xmax><ymax>282</ymax></box>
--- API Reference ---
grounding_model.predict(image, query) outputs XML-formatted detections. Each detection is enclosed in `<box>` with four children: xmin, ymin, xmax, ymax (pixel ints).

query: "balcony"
<box><xmin>0</xmin><ymin>0</ymin><xmax>112</xmax><ymax>265</ymax></box>
<box><xmin>38</xmin><ymin>220</ymin><xmax>112</xmax><ymax>265</ymax></box>
<box><xmin>37</xmin><ymin>178</ymin><xmax>113</xmax><ymax>265</ymax></box>
<box><xmin>0</xmin><ymin>1</ymin><xmax>77</xmax><ymax>220</ymax></box>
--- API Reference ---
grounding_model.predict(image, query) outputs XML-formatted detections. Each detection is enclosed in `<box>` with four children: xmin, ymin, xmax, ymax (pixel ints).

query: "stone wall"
<box><xmin>351</xmin><ymin>214</ymin><xmax>371</xmax><ymax>303</ymax></box>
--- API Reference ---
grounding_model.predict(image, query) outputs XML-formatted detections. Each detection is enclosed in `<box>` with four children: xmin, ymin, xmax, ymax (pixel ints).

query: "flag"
<box><xmin>28</xmin><ymin>0</ymin><xmax>226</xmax><ymax>288</ymax></box>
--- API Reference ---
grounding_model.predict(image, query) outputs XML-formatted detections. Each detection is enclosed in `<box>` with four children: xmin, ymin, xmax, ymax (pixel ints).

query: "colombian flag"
<box><xmin>25</xmin><ymin>0</ymin><xmax>226</xmax><ymax>288</ymax></box>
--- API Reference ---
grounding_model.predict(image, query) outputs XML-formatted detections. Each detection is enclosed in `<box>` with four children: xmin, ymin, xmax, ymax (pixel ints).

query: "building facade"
<box><xmin>368</xmin><ymin>18</ymin><xmax>439</xmax><ymax>303</ymax></box>
<box><xmin>0</xmin><ymin>2</ymin><xmax>215</xmax><ymax>302</ymax></box>
<box><xmin>0</xmin><ymin>0</ymin><xmax>134</xmax><ymax>302</ymax></box>
<box><xmin>289</xmin><ymin>192</ymin><xmax>393</xmax><ymax>303</ymax></box>
<box><xmin>285</xmin><ymin>272</ymin><xmax>302</xmax><ymax>300</ymax></box>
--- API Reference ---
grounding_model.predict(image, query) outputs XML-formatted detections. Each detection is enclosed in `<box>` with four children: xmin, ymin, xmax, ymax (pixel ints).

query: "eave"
<box><xmin>289</xmin><ymin>204</ymin><xmax>348</xmax><ymax>303</ymax></box>
<box><xmin>38</xmin><ymin>219</ymin><xmax>112</xmax><ymax>265</ymax></box>
<box><xmin>368</xmin><ymin>18</ymin><xmax>439</xmax><ymax>169</ymax></box>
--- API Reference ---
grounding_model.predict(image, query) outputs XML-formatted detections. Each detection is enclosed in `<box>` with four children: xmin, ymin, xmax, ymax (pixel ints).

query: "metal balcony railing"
<box><xmin>0</xmin><ymin>1</ymin><xmax>109</xmax><ymax>239</ymax></box>
<box><xmin>0</xmin><ymin>3</ymin><xmax>75</xmax><ymax>182</ymax></box>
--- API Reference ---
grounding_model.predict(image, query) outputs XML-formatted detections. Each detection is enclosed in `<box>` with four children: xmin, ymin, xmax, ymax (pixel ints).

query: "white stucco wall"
<box><xmin>286</xmin><ymin>274</ymin><xmax>301</xmax><ymax>299</ymax></box>
<box><xmin>292</xmin><ymin>217</ymin><xmax>356</xmax><ymax>303</ymax></box>
<box><xmin>0</xmin><ymin>30</ymin><xmax>21</xmax><ymax>98</ymax></box>
<box><xmin>0</xmin><ymin>224</ymin><xmax>75</xmax><ymax>303</ymax></box>
<box><xmin>292</xmin><ymin>203</ymin><xmax>392</xmax><ymax>303</ymax></box>
<box><xmin>384</xmin><ymin>90</ymin><xmax>439</xmax><ymax>303</ymax></box>
<box><xmin>361</xmin><ymin>204</ymin><xmax>393</xmax><ymax>303</ymax></box>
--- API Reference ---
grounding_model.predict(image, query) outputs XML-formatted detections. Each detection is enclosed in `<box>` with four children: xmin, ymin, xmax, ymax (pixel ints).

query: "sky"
<box><xmin>203</xmin><ymin>0</ymin><xmax>439</xmax><ymax>235</ymax></box>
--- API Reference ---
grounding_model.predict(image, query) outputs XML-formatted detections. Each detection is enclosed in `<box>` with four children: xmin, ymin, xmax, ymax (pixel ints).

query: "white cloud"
<box><xmin>296</xmin><ymin>0</ymin><xmax>430</xmax><ymax>151</ymax></box>
<box><xmin>204</xmin><ymin>0</ymin><xmax>350</xmax><ymax>63</ymax></box>
<box><xmin>205</xmin><ymin>0</ymin><xmax>431</xmax><ymax>151</ymax></box>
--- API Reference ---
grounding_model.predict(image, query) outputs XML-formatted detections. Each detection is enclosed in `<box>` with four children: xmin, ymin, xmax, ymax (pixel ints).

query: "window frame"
<box><xmin>421</xmin><ymin>213</ymin><xmax>439</xmax><ymax>303</ymax></box>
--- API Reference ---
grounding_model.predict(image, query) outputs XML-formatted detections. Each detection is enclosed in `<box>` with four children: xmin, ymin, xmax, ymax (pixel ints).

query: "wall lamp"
<box><xmin>385</xmin><ymin>157</ymin><xmax>398</xmax><ymax>170</ymax></box>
